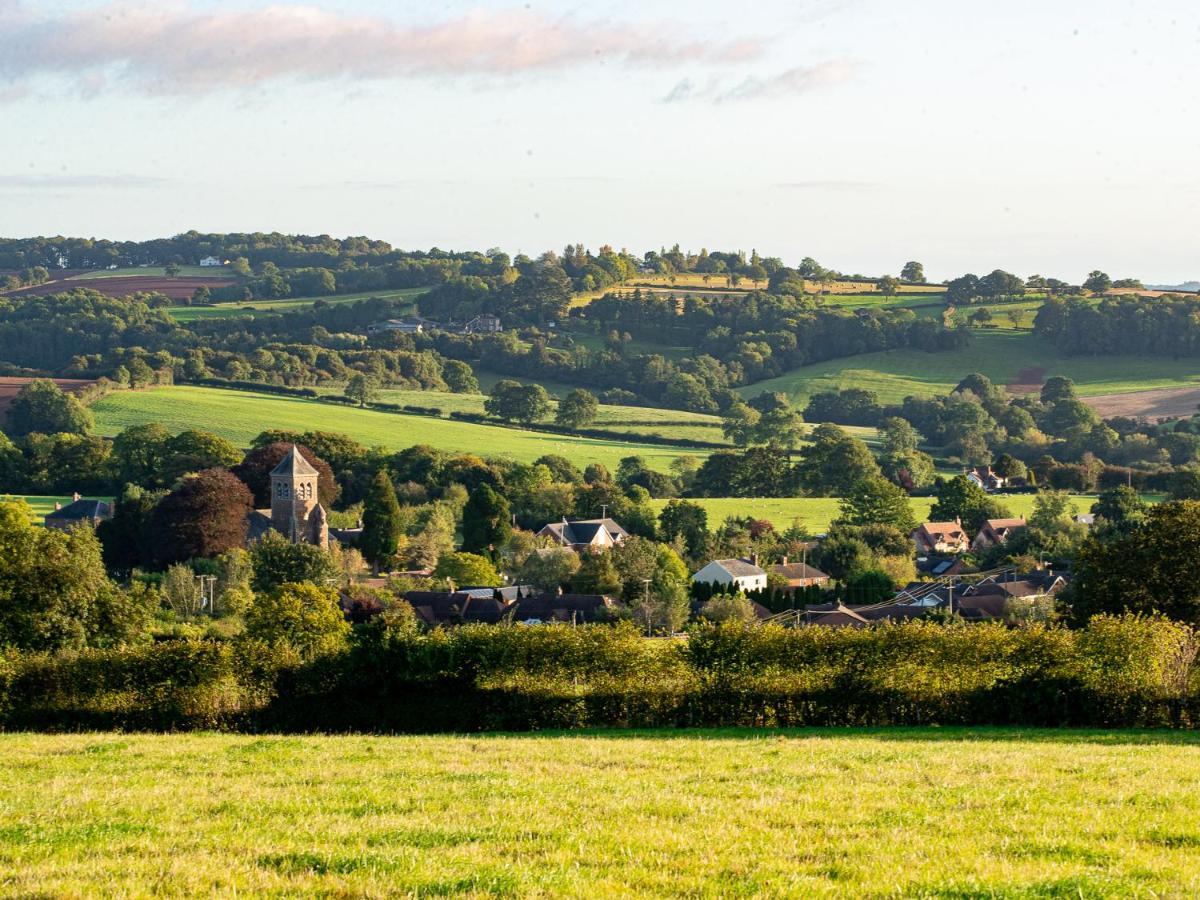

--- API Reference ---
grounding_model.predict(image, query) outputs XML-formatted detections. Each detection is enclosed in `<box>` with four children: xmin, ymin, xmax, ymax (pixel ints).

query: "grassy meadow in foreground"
<box><xmin>2</xmin><ymin>730</ymin><xmax>1199</xmax><ymax>897</ymax></box>
<box><xmin>90</xmin><ymin>386</ymin><xmax>711</xmax><ymax>472</ymax></box>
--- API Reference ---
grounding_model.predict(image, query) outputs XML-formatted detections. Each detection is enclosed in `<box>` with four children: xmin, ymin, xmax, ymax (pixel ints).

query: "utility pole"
<box><xmin>642</xmin><ymin>578</ymin><xmax>652</xmax><ymax>637</ymax></box>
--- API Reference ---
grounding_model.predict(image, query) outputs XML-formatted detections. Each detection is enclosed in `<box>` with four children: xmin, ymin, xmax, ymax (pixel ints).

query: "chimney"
<box><xmin>750</xmin><ymin>552</ymin><xmax>760</xmax><ymax>567</ymax></box>
<box><xmin>780</xmin><ymin>555</ymin><xmax>789</xmax><ymax>567</ymax></box>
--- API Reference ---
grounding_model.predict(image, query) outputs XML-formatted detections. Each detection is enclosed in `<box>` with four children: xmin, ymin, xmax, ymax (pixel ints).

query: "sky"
<box><xmin>0</xmin><ymin>0</ymin><xmax>1197</xmax><ymax>282</ymax></box>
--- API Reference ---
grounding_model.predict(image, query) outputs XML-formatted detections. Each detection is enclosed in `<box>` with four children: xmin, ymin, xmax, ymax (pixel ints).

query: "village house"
<box><xmin>536</xmin><ymin>517</ymin><xmax>629</xmax><ymax>552</ymax></box>
<box><xmin>199</xmin><ymin>255</ymin><xmax>223</xmax><ymax>267</ymax></box>
<box><xmin>691</xmin><ymin>556</ymin><xmax>768</xmax><ymax>592</ymax></box>
<box><xmin>367</xmin><ymin>315</ymin><xmax>503</xmax><ymax>337</ymax></box>
<box><xmin>971</xmin><ymin>517</ymin><xmax>1027</xmax><ymax>552</ymax></box>
<box><xmin>402</xmin><ymin>587</ymin><xmax>618</xmax><ymax>627</ymax></box>
<box><xmin>767</xmin><ymin>556</ymin><xmax>830</xmax><ymax>589</ymax></box>
<box><xmin>911</xmin><ymin>520</ymin><xmax>970</xmax><ymax>555</ymax></box>
<box><xmin>43</xmin><ymin>496</ymin><xmax>111</xmax><ymax>531</ymax></box>
<box><xmin>966</xmin><ymin>466</ymin><xmax>1007</xmax><ymax>492</ymax></box>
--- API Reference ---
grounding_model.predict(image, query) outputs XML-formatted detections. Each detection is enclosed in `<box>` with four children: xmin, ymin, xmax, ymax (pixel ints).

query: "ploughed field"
<box><xmin>2</xmin><ymin>730</ymin><xmax>1198</xmax><ymax>896</ymax></box>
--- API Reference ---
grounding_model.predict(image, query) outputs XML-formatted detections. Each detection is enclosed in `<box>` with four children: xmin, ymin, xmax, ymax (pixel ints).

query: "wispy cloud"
<box><xmin>662</xmin><ymin>60</ymin><xmax>856</xmax><ymax>104</ymax></box>
<box><xmin>0</xmin><ymin>2</ymin><xmax>763</xmax><ymax>99</ymax></box>
<box><xmin>0</xmin><ymin>172</ymin><xmax>168</xmax><ymax>189</ymax></box>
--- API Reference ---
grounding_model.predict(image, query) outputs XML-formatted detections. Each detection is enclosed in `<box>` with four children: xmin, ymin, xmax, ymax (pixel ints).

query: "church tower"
<box><xmin>269</xmin><ymin>445</ymin><xmax>327</xmax><ymax>547</ymax></box>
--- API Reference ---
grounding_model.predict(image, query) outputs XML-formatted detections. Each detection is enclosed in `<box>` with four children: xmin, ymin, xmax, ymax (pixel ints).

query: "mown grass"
<box><xmin>742</xmin><ymin>329</ymin><xmax>1200</xmax><ymax>407</ymax></box>
<box><xmin>648</xmin><ymin>491</ymin><xmax>1138</xmax><ymax>533</ymax></box>
<box><xmin>2</xmin><ymin>730</ymin><xmax>1198</xmax><ymax>897</ymax></box>
<box><xmin>169</xmin><ymin>287</ymin><xmax>426</xmax><ymax>322</ymax></box>
<box><xmin>0</xmin><ymin>494</ymin><xmax>77</xmax><ymax>519</ymax></box>
<box><xmin>89</xmin><ymin>386</ymin><xmax>710</xmax><ymax>472</ymax></box>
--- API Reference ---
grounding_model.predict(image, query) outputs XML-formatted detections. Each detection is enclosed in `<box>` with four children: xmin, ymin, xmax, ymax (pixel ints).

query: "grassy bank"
<box><xmin>2</xmin><ymin>730</ymin><xmax>1198</xmax><ymax>896</ymax></box>
<box><xmin>90</xmin><ymin>385</ymin><xmax>711</xmax><ymax>472</ymax></box>
<box><xmin>741</xmin><ymin>330</ymin><xmax>1200</xmax><ymax>407</ymax></box>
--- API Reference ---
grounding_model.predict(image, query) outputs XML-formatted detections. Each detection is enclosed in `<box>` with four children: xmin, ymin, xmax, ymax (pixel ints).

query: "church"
<box><xmin>246</xmin><ymin>445</ymin><xmax>330</xmax><ymax>548</ymax></box>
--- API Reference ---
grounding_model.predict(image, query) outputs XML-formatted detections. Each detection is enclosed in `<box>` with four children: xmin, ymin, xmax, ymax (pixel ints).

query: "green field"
<box><xmin>0</xmin><ymin>494</ymin><xmax>78</xmax><ymax>518</ymax></box>
<box><xmin>67</xmin><ymin>265</ymin><xmax>226</xmax><ymax>279</ymax></box>
<box><xmin>742</xmin><ymin>329</ymin><xmax>1200</xmax><ymax>407</ymax></box>
<box><xmin>169</xmin><ymin>287</ymin><xmax>426</xmax><ymax>323</ymax></box>
<box><xmin>90</xmin><ymin>386</ymin><xmax>710</xmax><ymax>472</ymax></box>
<box><xmin>3</xmin><ymin>730</ymin><xmax>1198</xmax><ymax>896</ymax></box>
<box><xmin>650</xmin><ymin>491</ymin><xmax>1125</xmax><ymax>532</ymax></box>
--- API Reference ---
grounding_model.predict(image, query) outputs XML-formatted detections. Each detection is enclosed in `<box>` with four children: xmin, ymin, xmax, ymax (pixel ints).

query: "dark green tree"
<box><xmin>359</xmin><ymin>470</ymin><xmax>403</xmax><ymax>569</ymax></box>
<box><xmin>556</xmin><ymin>389</ymin><xmax>599</xmax><ymax>429</ymax></box>
<box><xmin>6</xmin><ymin>380</ymin><xmax>93</xmax><ymax>437</ymax></box>
<box><xmin>461</xmin><ymin>483</ymin><xmax>512</xmax><ymax>557</ymax></box>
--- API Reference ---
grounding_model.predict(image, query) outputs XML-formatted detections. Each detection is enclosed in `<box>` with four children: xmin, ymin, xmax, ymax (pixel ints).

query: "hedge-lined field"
<box><xmin>89</xmin><ymin>386</ymin><xmax>712</xmax><ymax>472</ymax></box>
<box><xmin>3</xmin><ymin>728</ymin><xmax>1199</xmax><ymax>897</ymax></box>
<box><xmin>742</xmin><ymin>330</ymin><xmax>1200</xmax><ymax>407</ymax></box>
<box><xmin>168</xmin><ymin>287</ymin><xmax>426</xmax><ymax>322</ymax></box>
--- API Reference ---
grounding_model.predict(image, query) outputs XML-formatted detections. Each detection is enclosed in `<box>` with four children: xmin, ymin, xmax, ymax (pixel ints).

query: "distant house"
<box><xmin>401</xmin><ymin>587</ymin><xmax>617</xmax><ymax>627</ymax></box>
<box><xmin>768</xmin><ymin>556</ymin><xmax>830</xmax><ymax>589</ymax></box>
<box><xmin>461</xmin><ymin>314</ymin><xmax>502</xmax><ymax>334</ymax></box>
<box><xmin>367</xmin><ymin>316</ymin><xmax>443</xmax><ymax>336</ymax></box>
<box><xmin>44</xmin><ymin>497</ymin><xmax>111</xmax><ymax>531</ymax></box>
<box><xmin>1075</xmin><ymin>513</ymin><xmax>1096</xmax><ymax>527</ymax></box>
<box><xmin>912</xmin><ymin>520</ymin><xmax>970</xmax><ymax>555</ymax></box>
<box><xmin>971</xmin><ymin>517</ymin><xmax>1027</xmax><ymax>552</ymax></box>
<box><xmin>966</xmin><ymin>466</ymin><xmax>1007</xmax><ymax>492</ymax></box>
<box><xmin>199</xmin><ymin>256</ymin><xmax>222</xmax><ymax>267</ymax></box>
<box><xmin>691</xmin><ymin>557</ymin><xmax>768</xmax><ymax>592</ymax></box>
<box><xmin>537</xmin><ymin>518</ymin><xmax>629</xmax><ymax>552</ymax></box>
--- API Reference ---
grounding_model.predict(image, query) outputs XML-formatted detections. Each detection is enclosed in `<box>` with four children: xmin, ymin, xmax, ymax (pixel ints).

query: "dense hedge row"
<box><xmin>2</xmin><ymin>616</ymin><xmax>1196</xmax><ymax>732</ymax></box>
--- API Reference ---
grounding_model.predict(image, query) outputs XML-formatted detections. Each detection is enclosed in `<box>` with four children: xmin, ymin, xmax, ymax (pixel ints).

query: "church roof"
<box><xmin>270</xmin><ymin>444</ymin><xmax>318</xmax><ymax>477</ymax></box>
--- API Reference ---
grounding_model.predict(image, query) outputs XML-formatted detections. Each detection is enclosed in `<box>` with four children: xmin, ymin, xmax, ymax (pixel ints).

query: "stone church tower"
<box><xmin>269</xmin><ymin>445</ymin><xmax>329</xmax><ymax>548</ymax></box>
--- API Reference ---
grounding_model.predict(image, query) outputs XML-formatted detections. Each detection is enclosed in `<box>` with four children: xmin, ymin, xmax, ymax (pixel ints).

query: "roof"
<box><xmin>769</xmin><ymin>562</ymin><xmax>830</xmax><ymax>582</ymax></box>
<box><xmin>917</xmin><ymin>521</ymin><xmax>967</xmax><ymax>539</ymax></box>
<box><xmin>270</xmin><ymin>444</ymin><xmax>318</xmax><ymax>478</ymax></box>
<box><xmin>708</xmin><ymin>558</ymin><xmax>767</xmax><ymax>578</ymax></box>
<box><xmin>538</xmin><ymin>518</ymin><xmax>628</xmax><ymax>546</ymax></box>
<box><xmin>983</xmin><ymin>517</ymin><xmax>1026</xmax><ymax>530</ymax></box>
<box><xmin>45</xmin><ymin>498</ymin><xmax>110</xmax><ymax>521</ymax></box>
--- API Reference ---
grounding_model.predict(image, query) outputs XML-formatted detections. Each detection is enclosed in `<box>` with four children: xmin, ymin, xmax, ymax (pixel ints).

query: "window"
<box><xmin>275</xmin><ymin>482</ymin><xmax>289</xmax><ymax>499</ymax></box>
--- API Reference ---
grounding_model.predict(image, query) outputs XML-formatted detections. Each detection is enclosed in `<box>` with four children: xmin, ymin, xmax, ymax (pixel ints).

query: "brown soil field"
<box><xmin>1085</xmin><ymin>386</ymin><xmax>1200</xmax><ymax>422</ymax></box>
<box><xmin>7</xmin><ymin>276</ymin><xmax>234</xmax><ymax>302</ymax></box>
<box><xmin>0</xmin><ymin>377</ymin><xmax>95</xmax><ymax>420</ymax></box>
<box><xmin>1006</xmin><ymin>366</ymin><xmax>1047</xmax><ymax>395</ymax></box>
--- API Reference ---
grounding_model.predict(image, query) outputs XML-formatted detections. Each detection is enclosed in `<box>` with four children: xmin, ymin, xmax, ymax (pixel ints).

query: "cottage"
<box><xmin>199</xmin><ymin>255</ymin><xmax>223</xmax><ymax>267</ymax></box>
<box><xmin>691</xmin><ymin>557</ymin><xmax>768</xmax><ymax>592</ymax></box>
<box><xmin>536</xmin><ymin>518</ymin><xmax>629</xmax><ymax>552</ymax></box>
<box><xmin>966</xmin><ymin>466</ymin><xmax>1007</xmax><ymax>492</ymax></box>
<box><xmin>402</xmin><ymin>588</ymin><xmax>617</xmax><ymax>627</ymax></box>
<box><xmin>911</xmin><ymin>520</ymin><xmax>970</xmax><ymax>555</ymax></box>
<box><xmin>44</xmin><ymin>497</ymin><xmax>111</xmax><ymax>531</ymax></box>
<box><xmin>970</xmin><ymin>517</ymin><xmax>1027</xmax><ymax>552</ymax></box>
<box><xmin>461</xmin><ymin>314</ymin><xmax>502</xmax><ymax>334</ymax></box>
<box><xmin>768</xmin><ymin>556</ymin><xmax>830</xmax><ymax>589</ymax></box>
<box><xmin>366</xmin><ymin>316</ymin><xmax>444</xmax><ymax>336</ymax></box>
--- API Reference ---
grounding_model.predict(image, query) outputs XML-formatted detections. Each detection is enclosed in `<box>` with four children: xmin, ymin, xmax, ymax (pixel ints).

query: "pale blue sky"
<box><xmin>0</xmin><ymin>0</ymin><xmax>1197</xmax><ymax>281</ymax></box>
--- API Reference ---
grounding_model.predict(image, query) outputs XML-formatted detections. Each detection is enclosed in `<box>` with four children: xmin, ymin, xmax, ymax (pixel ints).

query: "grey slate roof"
<box><xmin>45</xmin><ymin>499</ymin><xmax>111</xmax><ymax>521</ymax></box>
<box><xmin>270</xmin><ymin>445</ymin><xmax>318</xmax><ymax>477</ymax></box>
<box><xmin>712</xmin><ymin>558</ymin><xmax>766</xmax><ymax>578</ymax></box>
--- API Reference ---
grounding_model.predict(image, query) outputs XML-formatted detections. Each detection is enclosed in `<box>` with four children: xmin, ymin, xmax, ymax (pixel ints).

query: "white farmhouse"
<box><xmin>691</xmin><ymin>557</ymin><xmax>768</xmax><ymax>592</ymax></box>
<box><xmin>199</xmin><ymin>255</ymin><xmax>223</xmax><ymax>267</ymax></box>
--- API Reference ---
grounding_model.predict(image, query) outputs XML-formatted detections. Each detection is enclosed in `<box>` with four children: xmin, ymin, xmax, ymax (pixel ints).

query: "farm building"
<box><xmin>199</xmin><ymin>256</ymin><xmax>223</xmax><ymax>267</ymax></box>
<box><xmin>44</xmin><ymin>497</ymin><xmax>111</xmax><ymax>531</ymax></box>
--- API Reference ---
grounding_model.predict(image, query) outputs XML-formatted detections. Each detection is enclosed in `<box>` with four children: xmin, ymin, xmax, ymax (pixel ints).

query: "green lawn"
<box><xmin>742</xmin><ymin>329</ymin><xmax>1200</xmax><ymax>407</ymax></box>
<box><xmin>169</xmin><ymin>287</ymin><xmax>426</xmax><ymax>323</ymax></box>
<box><xmin>90</xmin><ymin>386</ymin><xmax>709</xmax><ymax>472</ymax></box>
<box><xmin>3</xmin><ymin>730</ymin><xmax>1198</xmax><ymax>896</ymax></box>
<box><xmin>650</xmin><ymin>492</ymin><xmax>1149</xmax><ymax>533</ymax></box>
<box><xmin>0</xmin><ymin>494</ymin><xmax>78</xmax><ymax>519</ymax></box>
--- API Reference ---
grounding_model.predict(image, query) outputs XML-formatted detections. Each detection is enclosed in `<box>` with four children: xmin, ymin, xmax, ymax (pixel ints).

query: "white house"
<box><xmin>691</xmin><ymin>557</ymin><xmax>768</xmax><ymax>592</ymax></box>
<box><xmin>199</xmin><ymin>256</ymin><xmax>223</xmax><ymax>267</ymax></box>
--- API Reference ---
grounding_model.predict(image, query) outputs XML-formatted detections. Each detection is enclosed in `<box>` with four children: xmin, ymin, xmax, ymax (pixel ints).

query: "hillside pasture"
<box><xmin>7</xmin><ymin>275</ymin><xmax>235</xmax><ymax>302</ymax></box>
<box><xmin>89</xmin><ymin>386</ymin><xmax>711</xmax><ymax>472</ymax></box>
<box><xmin>168</xmin><ymin>287</ymin><xmax>426</xmax><ymax>323</ymax></box>
<box><xmin>3</xmin><ymin>730</ymin><xmax>1199</xmax><ymax>897</ymax></box>
<box><xmin>740</xmin><ymin>330</ymin><xmax>1200</xmax><ymax>407</ymax></box>
<box><xmin>66</xmin><ymin>265</ymin><xmax>226</xmax><ymax>279</ymax></box>
<box><xmin>649</xmin><ymin>491</ymin><xmax>1128</xmax><ymax>533</ymax></box>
